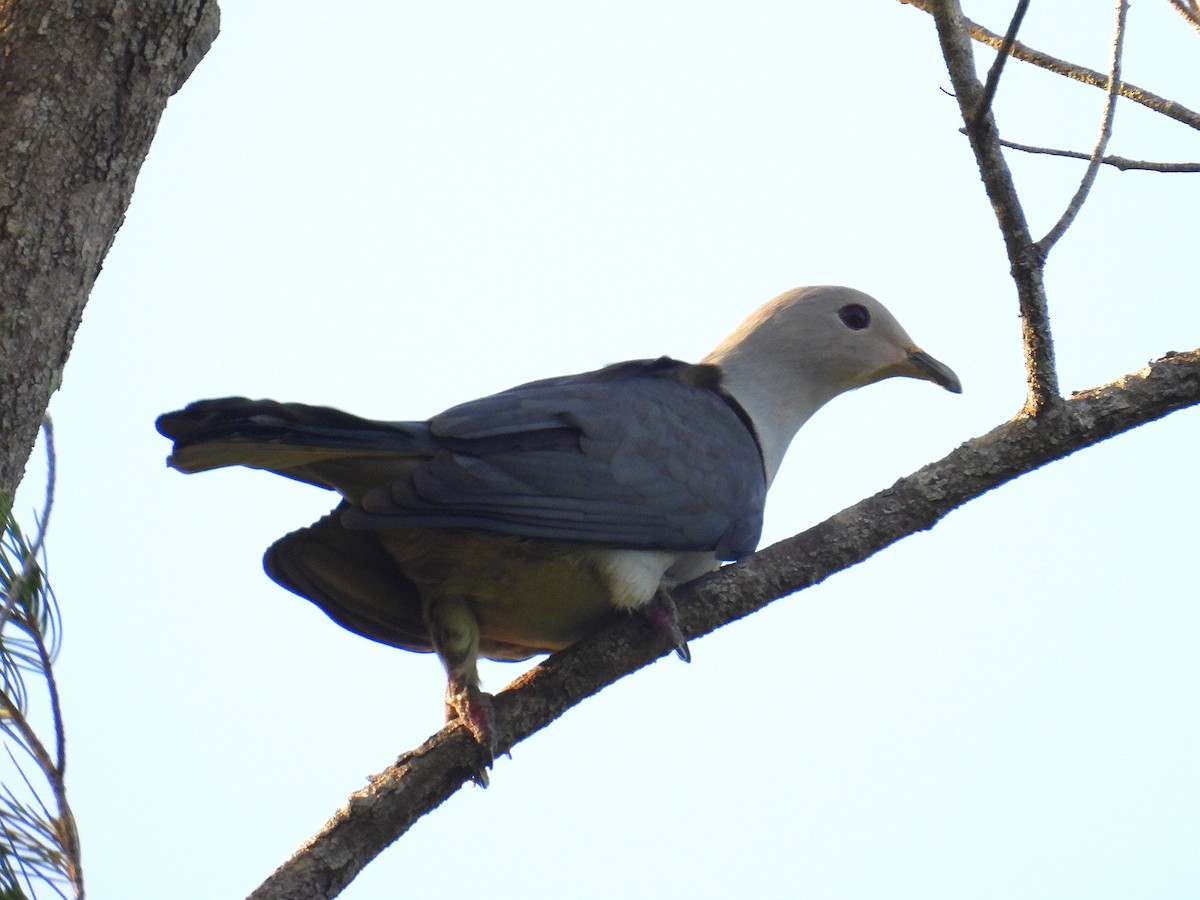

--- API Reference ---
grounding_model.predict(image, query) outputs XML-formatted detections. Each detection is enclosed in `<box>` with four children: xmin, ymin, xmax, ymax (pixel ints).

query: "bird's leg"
<box><xmin>644</xmin><ymin>586</ymin><xmax>691</xmax><ymax>663</ymax></box>
<box><xmin>426</xmin><ymin>595</ymin><xmax>495</xmax><ymax>784</ymax></box>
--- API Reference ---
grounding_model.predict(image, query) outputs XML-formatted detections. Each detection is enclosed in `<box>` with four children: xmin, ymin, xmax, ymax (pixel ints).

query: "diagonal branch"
<box><xmin>900</xmin><ymin>0</ymin><xmax>1200</xmax><ymax>131</ymax></box>
<box><xmin>925</xmin><ymin>0</ymin><xmax>1059</xmax><ymax>414</ymax></box>
<box><xmin>0</xmin><ymin>1</ymin><xmax>220</xmax><ymax>501</ymax></box>
<box><xmin>249</xmin><ymin>348</ymin><xmax>1200</xmax><ymax>900</ymax></box>
<box><xmin>971</xmin><ymin>0</ymin><xmax>1031</xmax><ymax>138</ymax></box>
<box><xmin>1166</xmin><ymin>0</ymin><xmax>1200</xmax><ymax>35</ymax></box>
<box><xmin>1038</xmin><ymin>0</ymin><xmax>1129</xmax><ymax>255</ymax></box>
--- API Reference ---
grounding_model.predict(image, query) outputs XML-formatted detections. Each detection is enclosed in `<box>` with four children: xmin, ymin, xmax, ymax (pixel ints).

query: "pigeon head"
<box><xmin>703</xmin><ymin>285</ymin><xmax>961</xmax><ymax>481</ymax></box>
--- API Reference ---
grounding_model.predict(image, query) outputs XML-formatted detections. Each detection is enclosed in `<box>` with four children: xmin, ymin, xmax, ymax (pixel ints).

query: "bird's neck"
<box><xmin>705</xmin><ymin>348</ymin><xmax>844</xmax><ymax>485</ymax></box>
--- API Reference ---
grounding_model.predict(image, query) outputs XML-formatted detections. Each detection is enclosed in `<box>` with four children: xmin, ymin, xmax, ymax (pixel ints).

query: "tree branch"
<box><xmin>1166</xmin><ymin>0</ymin><xmax>1200</xmax><ymax>36</ymax></box>
<box><xmin>250</xmin><ymin>348</ymin><xmax>1200</xmax><ymax>900</ymax></box>
<box><xmin>900</xmin><ymin>0</ymin><xmax>1200</xmax><ymax>131</ymax></box>
<box><xmin>0</xmin><ymin>0</ymin><xmax>220</xmax><ymax>500</ymax></box>
<box><xmin>925</xmin><ymin>0</ymin><xmax>1059</xmax><ymax>414</ymax></box>
<box><xmin>1038</xmin><ymin>0</ymin><xmax>1129</xmax><ymax>255</ymax></box>
<box><xmin>988</xmin><ymin>135</ymin><xmax>1200</xmax><ymax>172</ymax></box>
<box><xmin>971</xmin><ymin>0</ymin><xmax>1031</xmax><ymax>139</ymax></box>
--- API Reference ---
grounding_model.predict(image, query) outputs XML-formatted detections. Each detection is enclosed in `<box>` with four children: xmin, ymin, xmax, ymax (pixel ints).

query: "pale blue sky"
<box><xmin>11</xmin><ymin>2</ymin><xmax>1199</xmax><ymax>897</ymax></box>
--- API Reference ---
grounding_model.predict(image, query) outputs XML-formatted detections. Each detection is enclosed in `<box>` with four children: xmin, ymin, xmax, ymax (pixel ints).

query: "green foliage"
<box><xmin>0</xmin><ymin>421</ymin><xmax>79</xmax><ymax>899</ymax></box>
<box><xmin>0</xmin><ymin>506</ymin><xmax>61</xmax><ymax>718</ymax></box>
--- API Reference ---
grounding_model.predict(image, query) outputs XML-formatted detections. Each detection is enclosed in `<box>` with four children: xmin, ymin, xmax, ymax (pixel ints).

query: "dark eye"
<box><xmin>838</xmin><ymin>303</ymin><xmax>870</xmax><ymax>330</ymax></box>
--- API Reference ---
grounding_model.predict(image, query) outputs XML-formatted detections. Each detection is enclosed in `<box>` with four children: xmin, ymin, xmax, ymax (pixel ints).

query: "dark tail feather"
<box><xmin>157</xmin><ymin>397</ymin><xmax>419</xmax><ymax>457</ymax></box>
<box><xmin>155</xmin><ymin>397</ymin><xmax>432</xmax><ymax>490</ymax></box>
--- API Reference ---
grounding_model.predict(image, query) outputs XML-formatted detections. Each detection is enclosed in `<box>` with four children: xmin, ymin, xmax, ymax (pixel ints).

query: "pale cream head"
<box><xmin>703</xmin><ymin>285</ymin><xmax>960</xmax><ymax>482</ymax></box>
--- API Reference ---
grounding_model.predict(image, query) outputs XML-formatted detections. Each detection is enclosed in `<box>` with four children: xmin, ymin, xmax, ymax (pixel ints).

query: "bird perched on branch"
<box><xmin>157</xmin><ymin>285</ymin><xmax>960</xmax><ymax>778</ymax></box>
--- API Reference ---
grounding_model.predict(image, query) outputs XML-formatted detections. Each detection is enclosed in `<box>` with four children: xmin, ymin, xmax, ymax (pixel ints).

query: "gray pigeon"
<box><xmin>157</xmin><ymin>285</ymin><xmax>960</xmax><ymax>773</ymax></box>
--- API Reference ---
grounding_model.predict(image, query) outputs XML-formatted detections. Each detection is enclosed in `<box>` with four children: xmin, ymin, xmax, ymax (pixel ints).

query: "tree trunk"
<box><xmin>0</xmin><ymin>0</ymin><xmax>219</xmax><ymax>500</ymax></box>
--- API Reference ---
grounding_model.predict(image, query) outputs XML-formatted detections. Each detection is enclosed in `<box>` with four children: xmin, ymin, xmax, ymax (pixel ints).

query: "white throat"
<box><xmin>707</xmin><ymin>343</ymin><xmax>844</xmax><ymax>485</ymax></box>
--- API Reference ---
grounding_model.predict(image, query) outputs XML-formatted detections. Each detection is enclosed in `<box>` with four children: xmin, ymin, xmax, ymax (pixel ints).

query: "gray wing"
<box><xmin>348</xmin><ymin>358</ymin><xmax>767</xmax><ymax>560</ymax></box>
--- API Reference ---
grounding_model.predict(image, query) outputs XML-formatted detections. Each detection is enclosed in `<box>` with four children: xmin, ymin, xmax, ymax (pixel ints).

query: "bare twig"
<box><xmin>1166</xmin><ymin>0</ymin><xmax>1200</xmax><ymax>35</ymax></box>
<box><xmin>989</xmin><ymin>134</ymin><xmax>1200</xmax><ymax>171</ymax></box>
<box><xmin>31</xmin><ymin>615</ymin><xmax>80</xmax><ymax>895</ymax></box>
<box><xmin>972</xmin><ymin>0</ymin><xmax>1031</xmax><ymax>137</ymax></box>
<box><xmin>1038</xmin><ymin>0</ymin><xmax>1130</xmax><ymax>254</ymax></box>
<box><xmin>250</xmin><ymin>347</ymin><xmax>1200</xmax><ymax>900</ymax></box>
<box><xmin>0</xmin><ymin>693</ymin><xmax>58</xmax><ymax>816</ymax></box>
<box><xmin>900</xmin><ymin>0</ymin><xmax>1200</xmax><ymax>131</ymax></box>
<box><xmin>926</xmin><ymin>0</ymin><xmax>1059</xmax><ymax>414</ymax></box>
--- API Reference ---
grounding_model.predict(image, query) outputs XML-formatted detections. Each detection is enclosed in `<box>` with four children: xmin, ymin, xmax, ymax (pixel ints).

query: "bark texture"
<box><xmin>0</xmin><ymin>0</ymin><xmax>220</xmax><ymax>500</ymax></box>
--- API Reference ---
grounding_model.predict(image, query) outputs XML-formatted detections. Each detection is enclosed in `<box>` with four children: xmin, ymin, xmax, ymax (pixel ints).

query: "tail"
<box><xmin>156</xmin><ymin>397</ymin><xmax>431</xmax><ymax>495</ymax></box>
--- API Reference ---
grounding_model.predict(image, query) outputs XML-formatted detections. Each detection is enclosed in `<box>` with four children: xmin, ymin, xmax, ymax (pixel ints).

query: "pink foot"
<box><xmin>645</xmin><ymin>589</ymin><xmax>691</xmax><ymax>662</ymax></box>
<box><xmin>446</xmin><ymin>679</ymin><xmax>496</xmax><ymax>786</ymax></box>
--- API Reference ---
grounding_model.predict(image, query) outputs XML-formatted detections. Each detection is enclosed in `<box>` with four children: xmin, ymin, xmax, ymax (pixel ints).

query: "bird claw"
<box><xmin>446</xmin><ymin>682</ymin><xmax>497</xmax><ymax>786</ymax></box>
<box><xmin>469</xmin><ymin>764</ymin><xmax>491</xmax><ymax>789</ymax></box>
<box><xmin>644</xmin><ymin>589</ymin><xmax>691</xmax><ymax>663</ymax></box>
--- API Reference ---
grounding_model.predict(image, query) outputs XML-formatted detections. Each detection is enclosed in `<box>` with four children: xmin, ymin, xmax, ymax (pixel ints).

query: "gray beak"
<box><xmin>906</xmin><ymin>349</ymin><xmax>962</xmax><ymax>394</ymax></box>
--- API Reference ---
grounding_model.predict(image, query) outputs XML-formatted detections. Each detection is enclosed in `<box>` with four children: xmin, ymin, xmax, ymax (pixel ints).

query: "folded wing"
<box><xmin>157</xmin><ymin>357</ymin><xmax>767</xmax><ymax>560</ymax></box>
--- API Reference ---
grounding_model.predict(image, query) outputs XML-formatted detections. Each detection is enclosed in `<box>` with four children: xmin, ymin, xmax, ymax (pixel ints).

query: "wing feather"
<box><xmin>348</xmin><ymin>358</ymin><xmax>766</xmax><ymax>559</ymax></box>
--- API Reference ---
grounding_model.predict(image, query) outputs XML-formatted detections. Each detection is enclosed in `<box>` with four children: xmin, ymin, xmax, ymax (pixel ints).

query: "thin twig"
<box><xmin>972</xmin><ymin>0</ymin><xmax>1031</xmax><ymax>137</ymax></box>
<box><xmin>30</xmin><ymin>621</ymin><xmax>81</xmax><ymax>898</ymax></box>
<box><xmin>927</xmin><ymin>0</ymin><xmax>1059</xmax><ymax>414</ymax></box>
<box><xmin>1166</xmin><ymin>0</ymin><xmax>1200</xmax><ymax>35</ymax></box>
<box><xmin>0</xmin><ymin>692</ymin><xmax>56</xmax><ymax>803</ymax></box>
<box><xmin>0</xmin><ymin>419</ymin><xmax>55</xmax><ymax>637</ymax></box>
<box><xmin>29</xmin><ymin>630</ymin><xmax>64</xmax><ymax>778</ymax></box>
<box><xmin>250</xmin><ymin>347</ymin><xmax>1200</xmax><ymax>900</ymax></box>
<box><xmin>1038</xmin><ymin>0</ymin><xmax>1129</xmax><ymax>254</ymax></box>
<box><xmin>900</xmin><ymin>0</ymin><xmax>1200</xmax><ymax>131</ymax></box>
<box><xmin>990</xmin><ymin>134</ymin><xmax>1200</xmax><ymax>171</ymax></box>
